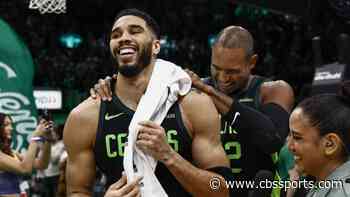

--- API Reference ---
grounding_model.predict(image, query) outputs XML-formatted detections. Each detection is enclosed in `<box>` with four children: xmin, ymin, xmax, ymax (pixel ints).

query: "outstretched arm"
<box><xmin>0</xmin><ymin>142</ymin><xmax>39</xmax><ymax>174</ymax></box>
<box><xmin>185</xmin><ymin>69</ymin><xmax>233</xmax><ymax>115</ymax></box>
<box><xmin>0</xmin><ymin>120</ymin><xmax>51</xmax><ymax>174</ymax></box>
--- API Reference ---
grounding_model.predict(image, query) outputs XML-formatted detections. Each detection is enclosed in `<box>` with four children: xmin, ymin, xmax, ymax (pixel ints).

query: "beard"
<box><xmin>118</xmin><ymin>42</ymin><xmax>153</xmax><ymax>78</ymax></box>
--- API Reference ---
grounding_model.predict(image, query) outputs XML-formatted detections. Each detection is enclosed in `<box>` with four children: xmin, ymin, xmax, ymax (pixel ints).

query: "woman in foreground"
<box><xmin>288</xmin><ymin>81</ymin><xmax>350</xmax><ymax>197</ymax></box>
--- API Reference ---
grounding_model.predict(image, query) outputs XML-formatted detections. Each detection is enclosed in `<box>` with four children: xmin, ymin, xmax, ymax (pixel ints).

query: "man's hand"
<box><xmin>104</xmin><ymin>174</ymin><xmax>142</xmax><ymax>197</ymax></box>
<box><xmin>89</xmin><ymin>74</ymin><xmax>117</xmax><ymax>101</ymax></box>
<box><xmin>185</xmin><ymin>69</ymin><xmax>213</xmax><ymax>95</ymax></box>
<box><xmin>136</xmin><ymin>121</ymin><xmax>175</xmax><ymax>164</ymax></box>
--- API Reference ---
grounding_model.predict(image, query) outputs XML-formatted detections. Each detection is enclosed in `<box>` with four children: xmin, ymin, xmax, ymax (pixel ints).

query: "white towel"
<box><xmin>123</xmin><ymin>59</ymin><xmax>192</xmax><ymax>197</ymax></box>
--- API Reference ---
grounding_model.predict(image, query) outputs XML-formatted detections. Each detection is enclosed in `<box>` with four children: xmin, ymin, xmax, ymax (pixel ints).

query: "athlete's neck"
<box><xmin>115</xmin><ymin>60</ymin><xmax>155</xmax><ymax>110</ymax></box>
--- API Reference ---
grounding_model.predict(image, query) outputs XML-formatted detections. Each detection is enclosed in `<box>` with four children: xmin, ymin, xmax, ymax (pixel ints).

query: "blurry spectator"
<box><xmin>0</xmin><ymin>113</ymin><xmax>52</xmax><ymax>196</ymax></box>
<box><xmin>34</xmin><ymin>124</ymin><xmax>66</xmax><ymax>197</ymax></box>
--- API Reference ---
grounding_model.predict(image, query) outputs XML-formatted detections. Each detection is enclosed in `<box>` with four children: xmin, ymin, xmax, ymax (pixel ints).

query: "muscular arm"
<box><xmin>259</xmin><ymin>80</ymin><xmax>294</xmax><ymax>140</ymax></box>
<box><xmin>64</xmin><ymin>99</ymin><xmax>99</xmax><ymax>197</ymax></box>
<box><xmin>164</xmin><ymin>91</ymin><xmax>230</xmax><ymax>197</ymax></box>
<box><xmin>260</xmin><ymin>80</ymin><xmax>294</xmax><ymax>113</ymax></box>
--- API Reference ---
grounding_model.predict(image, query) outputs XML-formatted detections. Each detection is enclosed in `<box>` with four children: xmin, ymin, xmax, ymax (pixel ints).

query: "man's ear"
<box><xmin>153</xmin><ymin>40</ymin><xmax>160</xmax><ymax>56</ymax></box>
<box><xmin>248</xmin><ymin>54</ymin><xmax>258</xmax><ymax>70</ymax></box>
<box><xmin>322</xmin><ymin>133</ymin><xmax>343</xmax><ymax>157</ymax></box>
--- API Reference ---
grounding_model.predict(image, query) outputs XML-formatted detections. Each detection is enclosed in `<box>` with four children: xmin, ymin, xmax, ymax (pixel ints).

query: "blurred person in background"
<box><xmin>0</xmin><ymin>113</ymin><xmax>52</xmax><ymax>197</ymax></box>
<box><xmin>34</xmin><ymin>124</ymin><xmax>65</xmax><ymax>197</ymax></box>
<box><xmin>288</xmin><ymin>81</ymin><xmax>350</xmax><ymax>196</ymax></box>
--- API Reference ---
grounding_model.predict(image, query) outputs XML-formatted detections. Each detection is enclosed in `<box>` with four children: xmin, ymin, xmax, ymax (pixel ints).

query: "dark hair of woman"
<box><xmin>297</xmin><ymin>81</ymin><xmax>350</xmax><ymax>156</ymax></box>
<box><xmin>0</xmin><ymin>113</ymin><xmax>13</xmax><ymax>156</ymax></box>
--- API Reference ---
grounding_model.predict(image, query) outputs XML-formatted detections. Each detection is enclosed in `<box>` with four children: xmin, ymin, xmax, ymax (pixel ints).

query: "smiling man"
<box><xmin>63</xmin><ymin>9</ymin><xmax>231</xmax><ymax>197</ymax></box>
<box><xmin>186</xmin><ymin>26</ymin><xmax>294</xmax><ymax>196</ymax></box>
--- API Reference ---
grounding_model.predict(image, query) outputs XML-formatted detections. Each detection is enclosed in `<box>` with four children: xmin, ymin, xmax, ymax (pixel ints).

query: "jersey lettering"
<box><xmin>224</xmin><ymin>141</ymin><xmax>242</xmax><ymax>173</ymax></box>
<box><xmin>105</xmin><ymin>130</ymin><xmax>179</xmax><ymax>158</ymax></box>
<box><xmin>167</xmin><ymin>129</ymin><xmax>179</xmax><ymax>152</ymax></box>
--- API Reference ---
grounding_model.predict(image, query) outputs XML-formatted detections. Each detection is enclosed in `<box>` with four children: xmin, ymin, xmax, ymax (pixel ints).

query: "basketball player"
<box><xmin>187</xmin><ymin>26</ymin><xmax>294</xmax><ymax>196</ymax></box>
<box><xmin>64</xmin><ymin>9</ymin><xmax>231</xmax><ymax>197</ymax></box>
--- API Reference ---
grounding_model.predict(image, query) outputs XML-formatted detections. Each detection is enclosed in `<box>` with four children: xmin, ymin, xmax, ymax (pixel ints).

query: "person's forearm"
<box><xmin>35</xmin><ymin>141</ymin><xmax>51</xmax><ymax>169</ymax></box>
<box><xmin>20</xmin><ymin>141</ymin><xmax>39</xmax><ymax>173</ymax></box>
<box><xmin>164</xmin><ymin>151</ymin><xmax>229</xmax><ymax>197</ymax></box>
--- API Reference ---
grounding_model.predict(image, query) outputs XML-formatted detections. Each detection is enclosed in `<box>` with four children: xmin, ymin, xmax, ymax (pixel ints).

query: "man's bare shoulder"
<box><xmin>69</xmin><ymin>97</ymin><xmax>101</xmax><ymax>122</ymax></box>
<box><xmin>260</xmin><ymin>80</ymin><xmax>295</xmax><ymax>112</ymax></box>
<box><xmin>260</xmin><ymin>80</ymin><xmax>294</xmax><ymax>99</ymax></box>
<box><xmin>64</xmin><ymin>97</ymin><xmax>101</xmax><ymax>148</ymax></box>
<box><xmin>180</xmin><ymin>89</ymin><xmax>215</xmax><ymax>109</ymax></box>
<box><xmin>261</xmin><ymin>80</ymin><xmax>292</xmax><ymax>91</ymax></box>
<box><xmin>179</xmin><ymin>90</ymin><xmax>220</xmax><ymax>134</ymax></box>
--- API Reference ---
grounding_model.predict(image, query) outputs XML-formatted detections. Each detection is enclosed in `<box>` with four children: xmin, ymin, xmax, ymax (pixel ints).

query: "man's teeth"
<box><xmin>294</xmin><ymin>156</ymin><xmax>301</xmax><ymax>160</ymax></box>
<box><xmin>120</xmin><ymin>48</ymin><xmax>135</xmax><ymax>55</ymax></box>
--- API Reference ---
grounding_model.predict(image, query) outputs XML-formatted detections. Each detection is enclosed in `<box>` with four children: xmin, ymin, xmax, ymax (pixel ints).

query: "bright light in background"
<box><xmin>59</xmin><ymin>33</ymin><xmax>83</xmax><ymax>48</ymax></box>
<box><xmin>208</xmin><ymin>34</ymin><xmax>217</xmax><ymax>47</ymax></box>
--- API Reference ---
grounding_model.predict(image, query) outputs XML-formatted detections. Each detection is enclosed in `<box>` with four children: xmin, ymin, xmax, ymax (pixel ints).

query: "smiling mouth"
<box><xmin>119</xmin><ymin>47</ymin><xmax>136</xmax><ymax>55</ymax></box>
<box><xmin>116</xmin><ymin>46</ymin><xmax>138</xmax><ymax>60</ymax></box>
<box><xmin>218</xmin><ymin>83</ymin><xmax>235</xmax><ymax>90</ymax></box>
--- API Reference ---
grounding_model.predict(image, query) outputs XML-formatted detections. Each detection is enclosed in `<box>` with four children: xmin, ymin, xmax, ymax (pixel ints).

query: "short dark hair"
<box><xmin>213</xmin><ymin>26</ymin><xmax>254</xmax><ymax>59</ymax></box>
<box><xmin>114</xmin><ymin>8</ymin><xmax>160</xmax><ymax>39</ymax></box>
<box><xmin>297</xmin><ymin>81</ymin><xmax>350</xmax><ymax>154</ymax></box>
